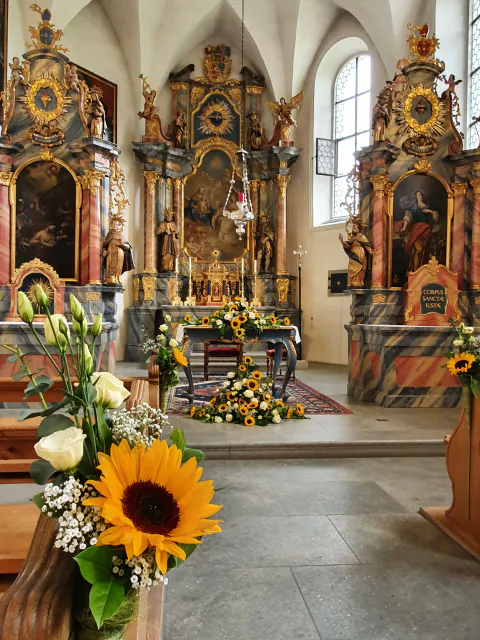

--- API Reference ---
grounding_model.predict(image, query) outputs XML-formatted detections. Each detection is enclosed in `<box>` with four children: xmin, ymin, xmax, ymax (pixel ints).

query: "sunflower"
<box><xmin>286</xmin><ymin>407</ymin><xmax>293</xmax><ymax>419</ymax></box>
<box><xmin>244</xmin><ymin>416</ymin><xmax>255</xmax><ymax>427</ymax></box>
<box><xmin>190</xmin><ymin>407</ymin><xmax>196</xmax><ymax>417</ymax></box>
<box><xmin>239</xmin><ymin>406</ymin><xmax>248</xmax><ymax>416</ymax></box>
<box><xmin>235</xmin><ymin>328</ymin><xmax>245</xmax><ymax>339</ymax></box>
<box><xmin>209</xmin><ymin>397</ymin><xmax>217</xmax><ymax>406</ymax></box>
<box><xmin>244</xmin><ymin>356</ymin><xmax>253</xmax><ymax>365</ymax></box>
<box><xmin>173</xmin><ymin>348</ymin><xmax>188</xmax><ymax>367</ymax></box>
<box><xmin>238</xmin><ymin>397</ymin><xmax>247</xmax><ymax>406</ymax></box>
<box><xmin>239</xmin><ymin>364</ymin><xmax>247</xmax><ymax>372</ymax></box>
<box><xmin>184</xmin><ymin>314</ymin><xmax>191</xmax><ymax>322</ymax></box>
<box><xmin>276</xmin><ymin>400</ymin><xmax>285</xmax><ymax>407</ymax></box>
<box><xmin>234</xmin><ymin>296</ymin><xmax>241</xmax><ymax>302</ymax></box>
<box><xmin>83</xmin><ymin>440</ymin><xmax>222</xmax><ymax>575</ymax></box>
<box><xmin>248</xmin><ymin>400</ymin><xmax>258</xmax><ymax>409</ymax></box>
<box><xmin>246</xmin><ymin>378</ymin><xmax>259</xmax><ymax>391</ymax></box>
<box><xmin>227</xmin><ymin>391</ymin><xmax>236</xmax><ymax>401</ymax></box>
<box><xmin>231</xmin><ymin>319</ymin><xmax>241</xmax><ymax>330</ymax></box>
<box><xmin>218</xmin><ymin>403</ymin><xmax>227</xmax><ymax>412</ymax></box>
<box><xmin>202</xmin><ymin>317</ymin><xmax>211</xmax><ymax>326</ymax></box>
<box><xmin>213</xmin><ymin>310</ymin><xmax>220</xmax><ymax>317</ymax></box>
<box><xmin>252</xmin><ymin>371</ymin><xmax>262</xmax><ymax>380</ymax></box>
<box><xmin>295</xmin><ymin>404</ymin><xmax>305</xmax><ymax>416</ymax></box>
<box><xmin>238</xmin><ymin>315</ymin><xmax>248</xmax><ymax>324</ymax></box>
<box><xmin>230</xmin><ymin>305</ymin><xmax>238</xmax><ymax>312</ymax></box>
<box><xmin>269</xmin><ymin>315</ymin><xmax>277</xmax><ymax>324</ymax></box>
<box><xmin>263</xmin><ymin>392</ymin><xmax>272</xmax><ymax>401</ymax></box>
<box><xmin>283</xmin><ymin>317</ymin><xmax>291</xmax><ymax>326</ymax></box>
<box><xmin>447</xmin><ymin>353</ymin><xmax>476</xmax><ymax>376</ymax></box>
<box><xmin>198</xmin><ymin>408</ymin><xmax>205</xmax><ymax>417</ymax></box>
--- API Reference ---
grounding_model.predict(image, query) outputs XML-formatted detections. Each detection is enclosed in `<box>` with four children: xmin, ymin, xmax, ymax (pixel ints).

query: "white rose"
<box><xmin>226</xmin><ymin>414</ymin><xmax>233</xmax><ymax>422</ymax></box>
<box><xmin>224</xmin><ymin>313</ymin><xmax>232</xmax><ymax>321</ymax></box>
<box><xmin>453</xmin><ymin>339</ymin><xmax>464</xmax><ymax>347</ymax></box>
<box><xmin>260</xmin><ymin>318</ymin><xmax>266</xmax><ymax>324</ymax></box>
<box><xmin>157</xmin><ymin>334</ymin><xmax>166</xmax><ymax>344</ymax></box>
<box><xmin>272</xmin><ymin>415</ymin><xmax>281</xmax><ymax>424</ymax></box>
<box><xmin>249</xmin><ymin>312</ymin><xmax>255</xmax><ymax>319</ymax></box>
<box><xmin>35</xmin><ymin>426</ymin><xmax>86</xmax><ymax>472</ymax></box>
<box><xmin>165</xmin><ymin>315</ymin><xmax>171</xmax><ymax>322</ymax></box>
<box><xmin>244</xmin><ymin>389</ymin><xmax>254</xmax><ymax>398</ymax></box>
<box><xmin>233</xmin><ymin>403</ymin><xmax>239</xmax><ymax>409</ymax></box>
<box><xmin>214</xmin><ymin>416</ymin><xmax>223</xmax><ymax>423</ymax></box>
<box><xmin>91</xmin><ymin>372</ymin><xmax>130</xmax><ymax>409</ymax></box>
<box><xmin>260</xmin><ymin>401</ymin><xmax>268</xmax><ymax>411</ymax></box>
<box><xmin>223</xmin><ymin>381</ymin><xmax>230</xmax><ymax>387</ymax></box>
<box><xmin>216</xmin><ymin>320</ymin><xmax>223</xmax><ymax>327</ymax></box>
<box><xmin>258</xmin><ymin>414</ymin><xmax>263</xmax><ymax>419</ymax></box>
<box><xmin>159</xmin><ymin>324</ymin><xmax>168</xmax><ymax>332</ymax></box>
<box><xmin>44</xmin><ymin>314</ymin><xmax>70</xmax><ymax>351</ymax></box>
<box><xmin>227</xmin><ymin>372</ymin><xmax>235</xmax><ymax>379</ymax></box>
<box><xmin>272</xmin><ymin>408</ymin><xmax>279</xmax><ymax>416</ymax></box>
<box><xmin>231</xmin><ymin>390</ymin><xmax>237</xmax><ymax>396</ymax></box>
<box><xmin>169</xmin><ymin>338</ymin><xmax>178</xmax><ymax>347</ymax></box>
<box><xmin>464</xmin><ymin>327</ymin><xmax>474</xmax><ymax>334</ymax></box>
<box><xmin>234</xmin><ymin>381</ymin><xmax>243</xmax><ymax>390</ymax></box>
<box><xmin>470</xmin><ymin>336</ymin><xmax>476</xmax><ymax>343</ymax></box>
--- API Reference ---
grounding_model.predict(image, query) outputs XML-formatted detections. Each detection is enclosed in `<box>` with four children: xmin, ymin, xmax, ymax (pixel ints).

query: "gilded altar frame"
<box><xmin>387</xmin><ymin>166</ymin><xmax>453</xmax><ymax>289</ymax></box>
<box><xmin>9</xmin><ymin>155</ymin><xmax>82</xmax><ymax>283</ymax></box>
<box><xmin>182</xmin><ymin>136</ymin><xmax>251</xmax><ymax>263</ymax></box>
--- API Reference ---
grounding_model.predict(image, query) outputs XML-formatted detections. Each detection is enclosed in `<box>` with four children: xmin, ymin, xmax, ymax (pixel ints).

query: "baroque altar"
<box><xmin>126</xmin><ymin>44</ymin><xmax>302</xmax><ymax>361</ymax></box>
<box><xmin>345</xmin><ymin>23</ymin><xmax>476</xmax><ymax>408</ymax></box>
<box><xmin>0</xmin><ymin>6</ymin><xmax>132</xmax><ymax>374</ymax></box>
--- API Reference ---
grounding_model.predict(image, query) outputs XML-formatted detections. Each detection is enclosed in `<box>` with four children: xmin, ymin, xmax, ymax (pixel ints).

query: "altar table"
<box><xmin>178</xmin><ymin>326</ymin><xmax>299</xmax><ymax>404</ymax></box>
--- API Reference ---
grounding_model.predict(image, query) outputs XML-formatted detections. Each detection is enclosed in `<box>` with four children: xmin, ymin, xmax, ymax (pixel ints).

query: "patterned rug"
<box><xmin>167</xmin><ymin>378</ymin><xmax>351</xmax><ymax>415</ymax></box>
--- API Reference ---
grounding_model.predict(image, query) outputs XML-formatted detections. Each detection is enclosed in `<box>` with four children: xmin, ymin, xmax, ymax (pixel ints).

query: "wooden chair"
<box><xmin>203</xmin><ymin>341</ymin><xmax>243</xmax><ymax>381</ymax></box>
<box><xmin>266</xmin><ymin>345</ymin><xmax>296</xmax><ymax>380</ymax></box>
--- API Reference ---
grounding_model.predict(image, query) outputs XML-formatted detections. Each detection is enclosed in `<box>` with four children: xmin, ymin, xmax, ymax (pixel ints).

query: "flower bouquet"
<box><xmin>181</xmin><ymin>299</ymin><xmax>291</xmax><ymax>343</ymax></box>
<box><xmin>189</xmin><ymin>356</ymin><xmax>305</xmax><ymax>426</ymax></box>
<box><xmin>142</xmin><ymin>315</ymin><xmax>188</xmax><ymax>413</ymax></box>
<box><xmin>12</xmin><ymin>287</ymin><xmax>222</xmax><ymax>638</ymax></box>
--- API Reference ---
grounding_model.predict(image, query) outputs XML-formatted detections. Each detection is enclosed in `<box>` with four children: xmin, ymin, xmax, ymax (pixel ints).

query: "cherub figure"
<box><xmin>440</xmin><ymin>73</ymin><xmax>462</xmax><ymax>128</ymax></box>
<box><xmin>65</xmin><ymin>63</ymin><xmax>80</xmax><ymax>91</ymax></box>
<box><xmin>267</xmin><ymin>90</ymin><xmax>304</xmax><ymax>141</ymax></box>
<box><xmin>9</xmin><ymin>57</ymin><xmax>29</xmax><ymax>85</ymax></box>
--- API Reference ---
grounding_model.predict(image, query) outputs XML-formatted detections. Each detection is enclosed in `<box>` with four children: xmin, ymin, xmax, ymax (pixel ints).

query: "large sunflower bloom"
<box><xmin>235</xmin><ymin>328</ymin><xmax>245</xmax><ymax>338</ymax></box>
<box><xmin>201</xmin><ymin>317</ymin><xmax>211</xmax><ymax>326</ymax></box>
<box><xmin>252</xmin><ymin>370</ymin><xmax>262</xmax><ymax>380</ymax></box>
<box><xmin>447</xmin><ymin>353</ymin><xmax>476</xmax><ymax>376</ymax></box>
<box><xmin>246</xmin><ymin>378</ymin><xmax>259</xmax><ymax>391</ymax></box>
<box><xmin>84</xmin><ymin>440</ymin><xmax>222</xmax><ymax>575</ymax></box>
<box><xmin>244</xmin><ymin>356</ymin><xmax>253</xmax><ymax>365</ymax></box>
<box><xmin>238</xmin><ymin>315</ymin><xmax>248</xmax><ymax>324</ymax></box>
<box><xmin>231</xmin><ymin>319</ymin><xmax>241</xmax><ymax>330</ymax></box>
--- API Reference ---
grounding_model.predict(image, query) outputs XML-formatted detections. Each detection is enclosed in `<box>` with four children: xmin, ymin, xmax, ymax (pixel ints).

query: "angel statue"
<box><xmin>138</xmin><ymin>74</ymin><xmax>169</xmax><ymax>143</ymax></box>
<box><xmin>267</xmin><ymin>90</ymin><xmax>304</xmax><ymax>143</ymax></box>
<box><xmin>103</xmin><ymin>215</ymin><xmax>135</xmax><ymax>285</ymax></box>
<box><xmin>338</xmin><ymin>217</ymin><xmax>373</xmax><ymax>288</ymax></box>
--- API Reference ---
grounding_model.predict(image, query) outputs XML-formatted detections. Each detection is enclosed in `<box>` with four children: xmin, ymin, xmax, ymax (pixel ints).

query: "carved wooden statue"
<box><xmin>138</xmin><ymin>74</ymin><xmax>169</xmax><ymax>142</ymax></box>
<box><xmin>338</xmin><ymin>221</ymin><xmax>373</xmax><ymax>288</ymax></box>
<box><xmin>267</xmin><ymin>90</ymin><xmax>304</xmax><ymax>142</ymax></box>
<box><xmin>88</xmin><ymin>87</ymin><xmax>106</xmax><ymax>138</ymax></box>
<box><xmin>156</xmin><ymin>209</ymin><xmax>180</xmax><ymax>272</ymax></box>
<box><xmin>256</xmin><ymin>212</ymin><xmax>275</xmax><ymax>272</ymax></box>
<box><xmin>372</xmin><ymin>92</ymin><xmax>390</xmax><ymax>143</ymax></box>
<box><xmin>172</xmin><ymin>110</ymin><xmax>187</xmax><ymax>148</ymax></box>
<box><xmin>247</xmin><ymin>112</ymin><xmax>264</xmax><ymax>149</ymax></box>
<box><xmin>103</xmin><ymin>218</ymin><xmax>135</xmax><ymax>285</ymax></box>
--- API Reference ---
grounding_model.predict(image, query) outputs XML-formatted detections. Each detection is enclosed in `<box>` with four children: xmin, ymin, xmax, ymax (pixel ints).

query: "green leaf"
<box><xmin>17</xmin><ymin>397</ymin><xmax>70</xmax><ymax>421</ymax></box>
<box><xmin>95</xmin><ymin>403</ymin><xmax>112</xmax><ymax>454</ymax></box>
<box><xmin>85</xmin><ymin>382</ymin><xmax>98</xmax><ymax>406</ymax></box>
<box><xmin>171</xmin><ymin>428</ymin><xmax>186</xmax><ymax>451</ymax></box>
<box><xmin>75</xmin><ymin>546</ymin><xmax>118</xmax><ymax>585</ymax></box>
<box><xmin>7</xmin><ymin>354</ymin><xmax>18</xmax><ymax>363</ymax></box>
<box><xmin>167</xmin><ymin>540</ymin><xmax>201</xmax><ymax>572</ymax></box>
<box><xmin>62</xmin><ymin>389</ymin><xmax>88</xmax><ymax>409</ymax></box>
<box><xmin>182</xmin><ymin>447</ymin><xmax>205</xmax><ymax>463</ymax></box>
<box><xmin>37</xmin><ymin>414</ymin><xmax>75</xmax><ymax>439</ymax></box>
<box><xmin>77</xmin><ymin>438</ymin><xmax>97</xmax><ymax>479</ymax></box>
<box><xmin>31</xmin><ymin>491</ymin><xmax>46</xmax><ymax>510</ymax></box>
<box><xmin>30</xmin><ymin>459</ymin><xmax>55</xmax><ymax>485</ymax></box>
<box><xmin>12</xmin><ymin>369</ymin><xmax>28</xmax><ymax>381</ymax></box>
<box><xmin>89</xmin><ymin>579</ymin><xmax>125</xmax><ymax>629</ymax></box>
<box><xmin>24</xmin><ymin>376</ymin><xmax>54</xmax><ymax>399</ymax></box>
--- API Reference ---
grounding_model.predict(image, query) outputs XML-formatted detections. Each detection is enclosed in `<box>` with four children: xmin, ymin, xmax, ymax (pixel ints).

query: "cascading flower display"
<box><xmin>445</xmin><ymin>320</ymin><xmax>480</xmax><ymax>396</ymax></box>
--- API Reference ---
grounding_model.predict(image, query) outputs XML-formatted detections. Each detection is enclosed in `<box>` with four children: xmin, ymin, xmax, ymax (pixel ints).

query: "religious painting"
<box><xmin>75</xmin><ymin>64</ymin><xmax>117</xmax><ymax>143</ymax></box>
<box><xmin>13</xmin><ymin>160</ymin><xmax>80</xmax><ymax>281</ymax></box>
<box><xmin>191</xmin><ymin>93</ymin><xmax>241</xmax><ymax>147</ymax></box>
<box><xmin>0</xmin><ymin>0</ymin><xmax>7</xmax><ymax>96</ymax></box>
<box><xmin>183</xmin><ymin>148</ymin><xmax>246</xmax><ymax>262</ymax></box>
<box><xmin>389</xmin><ymin>173</ymin><xmax>451</xmax><ymax>288</ymax></box>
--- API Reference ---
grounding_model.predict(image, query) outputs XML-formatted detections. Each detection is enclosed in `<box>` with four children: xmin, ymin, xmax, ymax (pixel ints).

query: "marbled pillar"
<box><xmin>173</xmin><ymin>178</ymin><xmax>184</xmax><ymax>248</ymax></box>
<box><xmin>471</xmin><ymin>179</ymin><xmax>480</xmax><ymax>290</ymax></box>
<box><xmin>80</xmin><ymin>168</ymin><xmax>105</xmax><ymax>285</ymax></box>
<box><xmin>250</xmin><ymin>180</ymin><xmax>260</xmax><ymax>272</ymax></box>
<box><xmin>275</xmin><ymin>175</ymin><xmax>290</xmax><ymax>275</ymax></box>
<box><xmin>0</xmin><ymin>174</ymin><xmax>12</xmax><ymax>284</ymax></box>
<box><xmin>451</xmin><ymin>182</ymin><xmax>468</xmax><ymax>289</ymax></box>
<box><xmin>370</xmin><ymin>175</ymin><xmax>390</xmax><ymax>289</ymax></box>
<box><xmin>143</xmin><ymin>171</ymin><xmax>159</xmax><ymax>274</ymax></box>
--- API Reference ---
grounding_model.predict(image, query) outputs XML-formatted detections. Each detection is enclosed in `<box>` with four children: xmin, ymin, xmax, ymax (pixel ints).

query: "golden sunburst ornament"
<box><xmin>84</xmin><ymin>439</ymin><xmax>222</xmax><ymax>574</ymax></box>
<box><xmin>26</xmin><ymin>277</ymin><xmax>54</xmax><ymax>310</ymax></box>
<box><xmin>198</xmin><ymin>99</ymin><xmax>235</xmax><ymax>136</ymax></box>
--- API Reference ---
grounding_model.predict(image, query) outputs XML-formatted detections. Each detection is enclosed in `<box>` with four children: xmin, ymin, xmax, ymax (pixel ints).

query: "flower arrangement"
<box><xmin>13</xmin><ymin>287</ymin><xmax>222</xmax><ymax>636</ymax></box>
<box><xmin>189</xmin><ymin>356</ymin><xmax>305</xmax><ymax>426</ymax></box>
<box><xmin>446</xmin><ymin>320</ymin><xmax>479</xmax><ymax>394</ymax></box>
<box><xmin>142</xmin><ymin>315</ymin><xmax>188</xmax><ymax>412</ymax></box>
<box><xmin>181</xmin><ymin>299</ymin><xmax>291</xmax><ymax>342</ymax></box>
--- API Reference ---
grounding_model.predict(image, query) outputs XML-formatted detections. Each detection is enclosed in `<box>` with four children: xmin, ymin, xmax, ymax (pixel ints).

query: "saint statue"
<box><xmin>172</xmin><ymin>110</ymin><xmax>188</xmax><ymax>148</ymax></box>
<box><xmin>247</xmin><ymin>112</ymin><xmax>264</xmax><ymax>149</ymax></box>
<box><xmin>256</xmin><ymin>212</ymin><xmax>275</xmax><ymax>273</ymax></box>
<box><xmin>396</xmin><ymin>190</ymin><xmax>440</xmax><ymax>272</ymax></box>
<box><xmin>338</xmin><ymin>220</ymin><xmax>373</xmax><ymax>288</ymax></box>
<box><xmin>267</xmin><ymin>91</ymin><xmax>304</xmax><ymax>142</ymax></box>
<box><xmin>88</xmin><ymin>87</ymin><xmax>106</xmax><ymax>138</ymax></box>
<box><xmin>372</xmin><ymin>92</ymin><xmax>390</xmax><ymax>143</ymax></box>
<box><xmin>138</xmin><ymin>74</ymin><xmax>169</xmax><ymax>142</ymax></box>
<box><xmin>103</xmin><ymin>218</ymin><xmax>135</xmax><ymax>285</ymax></box>
<box><xmin>156</xmin><ymin>208</ymin><xmax>180</xmax><ymax>272</ymax></box>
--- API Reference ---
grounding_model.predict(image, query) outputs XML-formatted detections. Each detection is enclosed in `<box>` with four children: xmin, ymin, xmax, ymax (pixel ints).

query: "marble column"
<box><xmin>250</xmin><ymin>180</ymin><xmax>260</xmax><ymax>272</ymax></box>
<box><xmin>370</xmin><ymin>175</ymin><xmax>390</xmax><ymax>289</ymax></box>
<box><xmin>0</xmin><ymin>173</ymin><xmax>12</xmax><ymax>284</ymax></box>
<box><xmin>173</xmin><ymin>178</ymin><xmax>184</xmax><ymax>251</ymax></box>
<box><xmin>275</xmin><ymin>175</ymin><xmax>290</xmax><ymax>275</ymax></box>
<box><xmin>451</xmin><ymin>182</ymin><xmax>468</xmax><ymax>289</ymax></box>
<box><xmin>143</xmin><ymin>171</ymin><xmax>159</xmax><ymax>274</ymax></box>
<box><xmin>471</xmin><ymin>179</ymin><xmax>480</xmax><ymax>290</ymax></box>
<box><xmin>80</xmin><ymin>168</ymin><xmax>105</xmax><ymax>285</ymax></box>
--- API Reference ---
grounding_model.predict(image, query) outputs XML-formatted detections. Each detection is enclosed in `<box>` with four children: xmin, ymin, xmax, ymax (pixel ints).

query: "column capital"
<box><xmin>80</xmin><ymin>168</ymin><xmax>107</xmax><ymax>195</ymax></box>
<box><xmin>0</xmin><ymin>171</ymin><xmax>13</xmax><ymax>186</ymax></box>
<box><xmin>451</xmin><ymin>182</ymin><xmax>468</xmax><ymax>196</ymax></box>
<box><xmin>370</xmin><ymin>175</ymin><xmax>390</xmax><ymax>199</ymax></box>
<box><xmin>275</xmin><ymin>174</ymin><xmax>291</xmax><ymax>198</ymax></box>
<box><xmin>471</xmin><ymin>179</ymin><xmax>480</xmax><ymax>197</ymax></box>
<box><xmin>250</xmin><ymin>180</ymin><xmax>260</xmax><ymax>193</ymax></box>
<box><xmin>173</xmin><ymin>177</ymin><xmax>183</xmax><ymax>191</ymax></box>
<box><xmin>143</xmin><ymin>170</ymin><xmax>159</xmax><ymax>196</ymax></box>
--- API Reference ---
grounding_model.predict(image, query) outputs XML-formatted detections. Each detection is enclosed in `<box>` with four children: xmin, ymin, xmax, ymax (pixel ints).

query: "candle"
<box><xmin>254</xmin><ymin>259</ymin><xmax>257</xmax><ymax>275</ymax></box>
<box><xmin>241</xmin><ymin>258</ymin><xmax>245</xmax><ymax>273</ymax></box>
<box><xmin>189</xmin><ymin>256</ymin><xmax>192</xmax><ymax>272</ymax></box>
<box><xmin>238</xmin><ymin>192</ymin><xmax>244</xmax><ymax>203</ymax></box>
<box><xmin>175</xmin><ymin>257</ymin><xmax>179</xmax><ymax>274</ymax></box>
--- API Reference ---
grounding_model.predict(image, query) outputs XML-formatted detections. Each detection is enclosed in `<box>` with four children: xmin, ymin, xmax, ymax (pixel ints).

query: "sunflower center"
<box><xmin>455</xmin><ymin>360</ymin><xmax>469</xmax><ymax>370</ymax></box>
<box><xmin>122</xmin><ymin>481</ymin><xmax>180</xmax><ymax>535</ymax></box>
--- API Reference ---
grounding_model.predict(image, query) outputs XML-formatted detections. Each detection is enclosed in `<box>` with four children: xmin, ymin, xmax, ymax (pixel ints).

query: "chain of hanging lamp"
<box><xmin>221</xmin><ymin>0</ymin><xmax>254</xmax><ymax>236</ymax></box>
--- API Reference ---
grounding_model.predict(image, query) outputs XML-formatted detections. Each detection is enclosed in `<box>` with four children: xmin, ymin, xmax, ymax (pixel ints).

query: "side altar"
<box><xmin>0</xmin><ymin>7</ymin><xmax>133</xmax><ymax>374</ymax></box>
<box><xmin>344</xmin><ymin>23</ymin><xmax>476</xmax><ymax>408</ymax></box>
<box><xmin>125</xmin><ymin>45</ymin><xmax>302</xmax><ymax>361</ymax></box>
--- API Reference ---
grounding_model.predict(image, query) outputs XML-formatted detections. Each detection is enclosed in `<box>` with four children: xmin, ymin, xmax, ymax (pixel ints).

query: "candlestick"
<box><xmin>254</xmin><ymin>259</ymin><xmax>257</xmax><ymax>275</ymax></box>
<box><xmin>185</xmin><ymin>256</ymin><xmax>195</xmax><ymax>306</ymax></box>
<box><xmin>172</xmin><ymin>255</ymin><xmax>183</xmax><ymax>306</ymax></box>
<box><xmin>175</xmin><ymin>256</ymin><xmax>179</xmax><ymax>274</ymax></box>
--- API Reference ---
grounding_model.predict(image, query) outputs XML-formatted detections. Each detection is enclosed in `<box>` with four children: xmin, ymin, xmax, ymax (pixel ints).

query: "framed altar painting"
<box><xmin>75</xmin><ymin>64</ymin><xmax>117</xmax><ymax>143</ymax></box>
<box><xmin>0</xmin><ymin>0</ymin><xmax>7</xmax><ymax>95</ymax></box>
<box><xmin>183</xmin><ymin>147</ymin><xmax>249</xmax><ymax>262</ymax></box>
<box><xmin>388</xmin><ymin>171</ymin><xmax>452</xmax><ymax>288</ymax></box>
<box><xmin>11</xmin><ymin>159</ymin><xmax>81</xmax><ymax>282</ymax></box>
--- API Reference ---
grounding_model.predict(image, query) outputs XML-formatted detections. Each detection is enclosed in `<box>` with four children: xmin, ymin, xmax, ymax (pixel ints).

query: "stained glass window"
<box><xmin>333</xmin><ymin>55</ymin><xmax>371</xmax><ymax>218</ymax></box>
<box><xmin>470</xmin><ymin>1</ymin><xmax>480</xmax><ymax>146</ymax></box>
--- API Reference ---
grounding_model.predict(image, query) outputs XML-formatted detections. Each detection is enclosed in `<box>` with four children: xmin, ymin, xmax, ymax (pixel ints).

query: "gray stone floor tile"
<box><xmin>293</xmin><ymin>562</ymin><xmax>480</xmax><ymax>640</ymax></box>
<box><xmin>210</xmin><ymin>479</ymin><xmax>286</xmax><ymax>518</ymax></box>
<box><xmin>271</xmin><ymin>480</ymin><xmax>407</xmax><ymax>516</ymax></box>
<box><xmin>164</xmin><ymin>566</ymin><xmax>322</xmax><ymax>640</ymax></box>
<box><xmin>0</xmin><ymin>483</ymin><xmax>40</xmax><ymax>504</ymax></box>
<box><xmin>239</xmin><ymin>458</ymin><xmax>367</xmax><ymax>482</ymax></box>
<box><xmin>186</xmin><ymin>515</ymin><xmax>359</xmax><ymax>570</ymax></box>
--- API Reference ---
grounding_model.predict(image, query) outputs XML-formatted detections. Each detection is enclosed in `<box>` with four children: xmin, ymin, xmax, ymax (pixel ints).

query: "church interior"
<box><xmin>2</xmin><ymin>1</ymin><xmax>480</xmax><ymax>638</ymax></box>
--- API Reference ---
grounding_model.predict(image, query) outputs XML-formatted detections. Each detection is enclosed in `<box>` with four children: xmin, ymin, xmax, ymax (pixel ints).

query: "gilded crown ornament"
<box><xmin>398</xmin><ymin>24</ymin><xmax>444</xmax><ymax>72</ymax></box>
<box><xmin>26</xmin><ymin>4</ymin><xmax>68</xmax><ymax>53</ymax></box>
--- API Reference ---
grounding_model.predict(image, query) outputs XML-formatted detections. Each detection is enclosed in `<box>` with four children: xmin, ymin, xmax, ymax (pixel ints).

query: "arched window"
<box><xmin>469</xmin><ymin>0</ymin><xmax>480</xmax><ymax>146</ymax></box>
<box><xmin>332</xmin><ymin>54</ymin><xmax>371</xmax><ymax>218</ymax></box>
